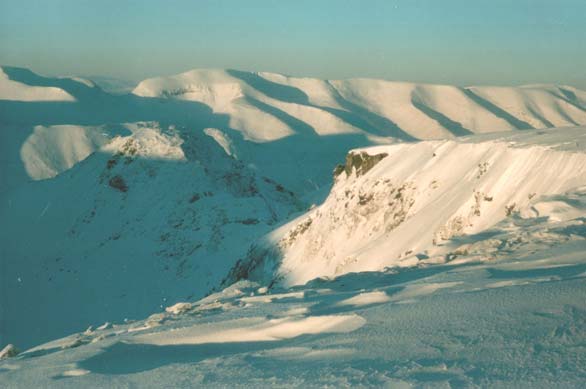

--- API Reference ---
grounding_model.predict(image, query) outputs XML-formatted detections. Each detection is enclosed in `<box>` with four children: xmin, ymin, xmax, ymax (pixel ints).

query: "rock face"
<box><xmin>335</xmin><ymin>151</ymin><xmax>389</xmax><ymax>178</ymax></box>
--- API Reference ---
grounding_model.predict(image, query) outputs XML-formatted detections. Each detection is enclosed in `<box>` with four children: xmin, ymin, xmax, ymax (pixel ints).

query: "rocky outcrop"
<box><xmin>0</xmin><ymin>344</ymin><xmax>19</xmax><ymax>359</ymax></box>
<box><xmin>334</xmin><ymin>151</ymin><xmax>389</xmax><ymax>178</ymax></box>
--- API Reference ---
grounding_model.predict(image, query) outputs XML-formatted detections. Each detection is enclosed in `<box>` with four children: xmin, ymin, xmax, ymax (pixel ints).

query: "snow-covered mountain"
<box><xmin>1</xmin><ymin>63</ymin><xmax>586</xmax><ymax>374</ymax></box>
<box><xmin>3</xmin><ymin>65</ymin><xmax>586</xmax><ymax>195</ymax></box>
<box><xmin>226</xmin><ymin>127</ymin><xmax>586</xmax><ymax>287</ymax></box>
<box><xmin>134</xmin><ymin>68</ymin><xmax>586</xmax><ymax>140</ymax></box>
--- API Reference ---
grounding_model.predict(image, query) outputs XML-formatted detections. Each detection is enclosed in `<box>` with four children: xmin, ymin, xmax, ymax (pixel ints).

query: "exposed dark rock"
<box><xmin>106</xmin><ymin>158</ymin><xmax>117</xmax><ymax>170</ymax></box>
<box><xmin>239</xmin><ymin>218</ymin><xmax>260</xmax><ymax>225</ymax></box>
<box><xmin>0</xmin><ymin>344</ymin><xmax>19</xmax><ymax>359</ymax></box>
<box><xmin>344</xmin><ymin>151</ymin><xmax>388</xmax><ymax>177</ymax></box>
<box><xmin>333</xmin><ymin>164</ymin><xmax>345</xmax><ymax>177</ymax></box>
<box><xmin>108</xmin><ymin>175</ymin><xmax>128</xmax><ymax>192</ymax></box>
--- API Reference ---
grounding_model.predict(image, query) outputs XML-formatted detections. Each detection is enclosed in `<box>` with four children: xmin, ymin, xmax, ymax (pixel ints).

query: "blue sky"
<box><xmin>1</xmin><ymin>0</ymin><xmax>585</xmax><ymax>87</ymax></box>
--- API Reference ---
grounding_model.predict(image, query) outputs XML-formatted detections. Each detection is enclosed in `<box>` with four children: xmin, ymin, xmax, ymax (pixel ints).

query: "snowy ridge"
<box><xmin>20</xmin><ymin>125</ymin><xmax>114</xmax><ymax>180</ymax></box>
<box><xmin>134</xmin><ymin>68</ymin><xmax>586</xmax><ymax>141</ymax></box>
<box><xmin>0</xmin><ymin>67</ymin><xmax>76</xmax><ymax>102</ymax></box>
<box><xmin>2</xmin><ymin>65</ymin><xmax>586</xmax><ymax>195</ymax></box>
<box><xmin>228</xmin><ymin>127</ymin><xmax>586</xmax><ymax>286</ymax></box>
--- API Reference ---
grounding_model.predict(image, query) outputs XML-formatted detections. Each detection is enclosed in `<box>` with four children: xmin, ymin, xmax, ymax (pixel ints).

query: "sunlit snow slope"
<box><xmin>134</xmin><ymin>68</ymin><xmax>586</xmax><ymax>140</ymax></box>
<box><xmin>228</xmin><ymin>127</ymin><xmax>586</xmax><ymax>286</ymax></box>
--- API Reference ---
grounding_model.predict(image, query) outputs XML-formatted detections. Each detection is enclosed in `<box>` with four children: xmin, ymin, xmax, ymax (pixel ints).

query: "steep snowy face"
<box><xmin>134</xmin><ymin>69</ymin><xmax>586</xmax><ymax>141</ymax></box>
<box><xmin>19</xmin><ymin>125</ymin><xmax>118</xmax><ymax>180</ymax></box>
<box><xmin>229</xmin><ymin>127</ymin><xmax>586</xmax><ymax>286</ymax></box>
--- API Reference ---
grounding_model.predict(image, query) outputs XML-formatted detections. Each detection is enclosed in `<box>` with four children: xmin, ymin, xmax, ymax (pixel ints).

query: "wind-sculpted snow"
<box><xmin>228</xmin><ymin>127</ymin><xmax>586</xmax><ymax>286</ymax></box>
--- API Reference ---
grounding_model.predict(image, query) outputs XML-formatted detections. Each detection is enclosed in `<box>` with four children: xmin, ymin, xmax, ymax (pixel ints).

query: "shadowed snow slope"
<box><xmin>227</xmin><ymin>126</ymin><xmax>586</xmax><ymax>286</ymax></box>
<box><xmin>0</xmin><ymin>122</ymin><xmax>303</xmax><ymax>349</ymax></box>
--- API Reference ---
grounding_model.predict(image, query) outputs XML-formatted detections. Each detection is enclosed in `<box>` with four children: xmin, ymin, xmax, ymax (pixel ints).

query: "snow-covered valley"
<box><xmin>1</xmin><ymin>66</ymin><xmax>586</xmax><ymax>387</ymax></box>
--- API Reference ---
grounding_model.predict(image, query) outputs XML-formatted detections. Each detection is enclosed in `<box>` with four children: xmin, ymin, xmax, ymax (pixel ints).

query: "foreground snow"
<box><xmin>1</xmin><ymin>202</ymin><xmax>585</xmax><ymax>386</ymax></box>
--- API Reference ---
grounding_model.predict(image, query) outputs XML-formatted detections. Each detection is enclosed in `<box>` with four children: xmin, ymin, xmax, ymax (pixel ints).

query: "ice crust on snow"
<box><xmin>164</xmin><ymin>302</ymin><xmax>192</xmax><ymax>315</ymax></box>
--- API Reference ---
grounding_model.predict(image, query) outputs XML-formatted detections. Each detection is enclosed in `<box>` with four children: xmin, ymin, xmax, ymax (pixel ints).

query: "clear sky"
<box><xmin>1</xmin><ymin>0</ymin><xmax>585</xmax><ymax>87</ymax></box>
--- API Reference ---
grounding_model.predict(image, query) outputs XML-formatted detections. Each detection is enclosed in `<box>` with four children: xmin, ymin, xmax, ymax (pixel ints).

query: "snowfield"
<box><xmin>1</xmin><ymin>66</ymin><xmax>586</xmax><ymax>387</ymax></box>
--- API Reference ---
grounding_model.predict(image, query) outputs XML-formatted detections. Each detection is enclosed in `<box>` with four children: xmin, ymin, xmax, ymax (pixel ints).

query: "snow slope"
<box><xmin>0</xmin><ymin>67</ymin><xmax>76</xmax><ymax>102</ymax></box>
<box><xmin>227</xmin><ymin>126</ymin><xmax>586</xmax><ymax>286</ymax></box>
<box><xmin>19</xmin><ymin>125</ymin><xmax>116</xmax><ymax>180</ymax></box>
<box><xmin>2</xmin><ymin>65</ymin><xmax>586</xmax><ymax>356</ymax></box>
<box><xmin>1</xmin><ymin>189</ymin><xmax>585</xmax><ymax>386</ymax></box>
